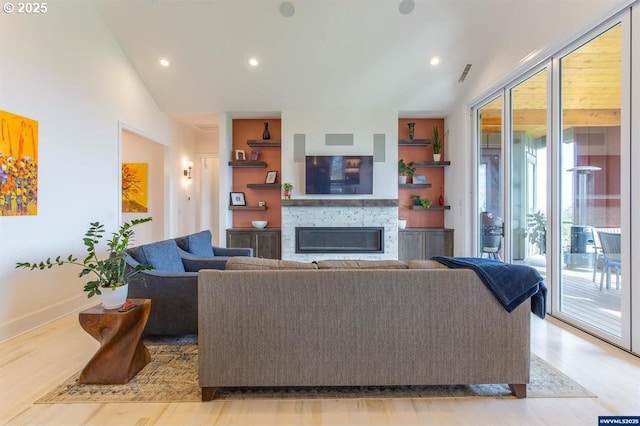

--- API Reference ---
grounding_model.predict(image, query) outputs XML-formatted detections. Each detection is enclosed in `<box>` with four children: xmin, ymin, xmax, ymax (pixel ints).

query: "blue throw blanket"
<box><xmin>431</xmin><ymin>256</ymin><xmax>547</xmax><ymax>319</ymax></box>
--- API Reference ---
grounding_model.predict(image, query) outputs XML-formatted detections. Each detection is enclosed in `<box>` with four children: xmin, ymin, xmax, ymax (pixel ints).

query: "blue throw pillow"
<box><xmin>185</xmin><ymin>230</ymin><xmax>214</xmax><ymax>257</ymax></box>
<box><xmin>140</xmin><ymin>240</ymin><xmax>185</xmax><ymax>272</ymax></box>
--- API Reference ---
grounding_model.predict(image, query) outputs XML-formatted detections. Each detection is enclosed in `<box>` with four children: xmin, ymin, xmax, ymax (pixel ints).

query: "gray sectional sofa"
<box><xmin>126</xmin><ymin>231</ymin><xmax>252</xmax><ymax>336</ymax></box>
<box><xmin>198</xmin><ymin>258</ymin><xmax>531</xmax><ymax>400</ymax></box>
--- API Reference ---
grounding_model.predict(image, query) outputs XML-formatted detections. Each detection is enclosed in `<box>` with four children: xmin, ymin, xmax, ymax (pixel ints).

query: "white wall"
<box><xmin>281</xmin><ymin>109</ymin><xmax>398</xmax><ymax>198</ymax></box>
<box><xmin>0</xmin><ymin>3</ymin><xmax>196</xmax><ymax>342</ymax></box>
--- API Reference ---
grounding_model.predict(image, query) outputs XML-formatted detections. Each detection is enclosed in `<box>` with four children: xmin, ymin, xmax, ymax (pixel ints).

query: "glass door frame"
<box><xmin>471</xmin><ymin>11</ymin><xmax>632</xmax><ymax>351</ymax></box>
<box><xmin>473</xmin><ymin>91</ymin><xmax>505</xmax><ymax>260</ymax></box>
<box><xmin>548</xmin><ymin>15</ymin><xmax>631</xmax><ymax>349</ymax></box>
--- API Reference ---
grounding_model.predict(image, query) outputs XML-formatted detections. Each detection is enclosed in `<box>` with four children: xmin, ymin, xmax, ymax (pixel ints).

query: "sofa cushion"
<box><xmin>139</xmin><ymin>240</ymin><xmax>185</xmax><ymax>272</ymax></box>
<box><xmin>408</xmin><ymin>260</ymin><xmax>450</xmax><ymax>269</ymax></box>
<box><xmin>181</xmin><ymin>230</ymin><xmax>214</xmax><ymax>257</ymax></box>
<box><xmin>225</xmin><ymin>257</ymin><xmax>318</xmax><ymax>270</ymax></box>
<box><xmin>317</xmin><ymin>259</ymin><xmax>408</xmax><ymax>269</ymax></box>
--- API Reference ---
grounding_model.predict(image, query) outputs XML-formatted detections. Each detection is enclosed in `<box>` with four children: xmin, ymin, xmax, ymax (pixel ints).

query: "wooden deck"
<box><xmin>521</xmin><ymin>261</ymin><xmax>622</xmax><ymax>337</ymax></box>
<box><xmin>559</xmin><ymin>268</ymin><xmax>622</xmax><ymax>337</ymax></box>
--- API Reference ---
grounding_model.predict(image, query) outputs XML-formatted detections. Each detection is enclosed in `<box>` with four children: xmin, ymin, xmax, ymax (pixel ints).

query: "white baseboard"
<box><xmin>0</xmin><ymin>294</ymin><xmax>94</xmax><ymax>343</ymax></box>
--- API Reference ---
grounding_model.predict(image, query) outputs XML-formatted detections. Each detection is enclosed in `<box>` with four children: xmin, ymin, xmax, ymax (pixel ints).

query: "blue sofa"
<box><xmin>126</xmin><ymin>231</ymin><xmax>253</xmax><ymax>336</ymax></box>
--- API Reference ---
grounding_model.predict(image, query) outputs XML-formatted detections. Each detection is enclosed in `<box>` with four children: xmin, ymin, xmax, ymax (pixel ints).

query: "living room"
<box><xmin>2</xmin><ymin>1</ymin><xmax>640</xmax><ymax>425</ymax></box>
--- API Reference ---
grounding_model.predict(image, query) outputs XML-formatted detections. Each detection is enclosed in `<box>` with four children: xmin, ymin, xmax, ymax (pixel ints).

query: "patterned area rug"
<box><xmin>36</xmin><ymin>340</ymin><xmax>595</xmax><ymax>403</ymax></box>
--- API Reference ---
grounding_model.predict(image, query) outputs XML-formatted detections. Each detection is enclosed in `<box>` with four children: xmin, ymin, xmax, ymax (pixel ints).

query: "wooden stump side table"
<box><xmin>78</xmin><ymin>298</ymin><xmax>151</xmax><ymax>384</ymax></box>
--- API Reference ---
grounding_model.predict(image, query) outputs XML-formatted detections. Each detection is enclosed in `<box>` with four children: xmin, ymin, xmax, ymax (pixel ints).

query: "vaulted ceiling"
<box><xmin>93</xmin><ymin>0</ymin><xmax>626</xmax><ymax>130</ymax></box>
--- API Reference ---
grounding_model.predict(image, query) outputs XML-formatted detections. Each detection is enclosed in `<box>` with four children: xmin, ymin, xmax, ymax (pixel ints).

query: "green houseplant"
<box><xmin>16</xmin><ymin>217</ymin><xmax>153</xmax><ymax>307</ymax></box>
<box><xmin>525</xmin><ymin>211</ymin><xmax>547</xmax><ymax>254</ymax></box>
<box><xmin>410</xmin><ymin>194</ymin><xmax>432</xmax><ymax>209</ymax></box>
<box><xmin>398</xmin><ymin>159</ymin><xmax>415</xmax><ymax>184</ymax></box>
<box><xmin>432</xmin><ymin>126</ymin><xmax>442</xmax><ymax>161</ymax></box>
<box><xmin>282</xmin><ymin>182</ymin><xmax>293</xmax><ymax>199</ymax></box>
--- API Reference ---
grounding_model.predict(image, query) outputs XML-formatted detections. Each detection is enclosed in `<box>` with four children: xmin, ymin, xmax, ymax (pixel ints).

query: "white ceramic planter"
<box><xmin>101</xmin><ymin>284</ymin><xmax>129</xmax><ymax>310</ymax></box>
<box><xmin>398</xmin><ymin>219</ymin><xmax>407</xmax><ymax>229</ymax></box>
<box><xmin>398</xmin><ymin>175</ymin><xmax>408</xmax><ymax>184</ymax></box>
<box><xmin>433</xmin><ymin>153</ymin><xmax>441</xmax><ymax>162</ymax></box>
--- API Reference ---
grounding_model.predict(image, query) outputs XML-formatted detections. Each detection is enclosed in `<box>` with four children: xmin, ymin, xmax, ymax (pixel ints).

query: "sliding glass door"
<box><xmin>557</xmin><ymin>24</ymin><xmax>624</xmax><ymax>339</ymax></box>
<box><xmin>472</xmin><ymin>15</ymin><xmax>632</xmax><ymax>350</ymax></box>
<box><xmin>510</xmin><ymin>69</ymin><xmax>548</xmax><ymax>281</ymax></box>
<box><xmin>477</xmin><ymin>96</ymin><xmax>504</xmax><ymax>260</ymax></box>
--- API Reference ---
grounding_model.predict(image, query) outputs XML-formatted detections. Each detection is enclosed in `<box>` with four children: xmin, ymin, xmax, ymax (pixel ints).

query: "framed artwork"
<box><xmin>230</xmin><ymin>192</ymin><xmax>246</xmax><ymax>206</ymax></box>
<box><xmin>121</xmin><ymin>163</ymin><xmax>149</xmax><ymax>212</ymax></box>
<box><xmin>265</xmin><ymin>170</ymin><xmax>278</xmax><ymax>184</ymax></box>
<box><xmin>250</xmin><ymin>149</ymin><xmax>260</xmax><ymax>161</ymax></box>
<box><xmin>0</xmin><ymin>109</ymin><xmax>39</xmax><ymax>216</ymax></box>
<box><xmin>235</xmin><ymin>149</ymin><xmax>246</xmax><ymax>161</ymax></box>
<box><xmin>413</xmin><ymin>175</ymin><xmax>427</xmax><ymax>185</ymax></box>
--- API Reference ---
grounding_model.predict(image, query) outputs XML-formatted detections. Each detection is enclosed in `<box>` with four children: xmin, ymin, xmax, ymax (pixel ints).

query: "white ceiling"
<box><xmin>93</xmin><ymin>0</ymin><xmax>626</xmax><ymax>129</ymax></box>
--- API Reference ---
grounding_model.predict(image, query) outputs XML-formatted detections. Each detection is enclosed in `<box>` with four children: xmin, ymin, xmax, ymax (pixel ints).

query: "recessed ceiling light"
<box><xmin>429</xmin><ymin>56</ymin><xmax>441</xmax><ymax>66</ymax></box>
<box><xmin>248</xmin><ymin>57</ymin><xmax>259</xmax><ymax>67</ymax></box>
<box><xmin>159</xmin><ymin>58</ymin><xmax>170</xmax><ymax>67</ymax></box>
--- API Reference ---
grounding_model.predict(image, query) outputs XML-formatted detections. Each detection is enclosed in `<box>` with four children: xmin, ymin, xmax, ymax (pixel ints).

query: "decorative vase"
<box><xmin>262</xmin><ymin>122</ymin><xmax>271</xmax><ymax>140</ymax></box>
<box><xmin>433</xmin><ymin>153</ymin><xmax>441</xmax><ymax>162</ymax></box>
<box><xmin>439</xmin><ymin>187</ymin><xmax>444</xmax><ymax>206</ymax></box>
<box><xmin>284</xmin><ymin>189</ymin><xmax>291</xmax><ymax>200</ymax></box>
<box><xmin>407</xmin><ymin>122</ymin><xmax>415</xmax><ymax>140</ymax></box>
<box><xmin>101</xmin><ymin>284</ymin><xmax>129</xmax><ymax>310</ymax></box>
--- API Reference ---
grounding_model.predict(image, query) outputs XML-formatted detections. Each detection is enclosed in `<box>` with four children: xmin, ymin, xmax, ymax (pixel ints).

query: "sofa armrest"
<box><xmin>213</xmin><ymin>246</ymin><xmax>253</xmax><ymax>257</ymax></box>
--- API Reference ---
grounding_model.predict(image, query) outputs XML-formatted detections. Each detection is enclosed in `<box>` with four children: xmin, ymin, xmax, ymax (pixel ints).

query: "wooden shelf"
<box><xmin>247</xmin><ymin>140</ymin><xmax>282</xmax><ymax>147</ymax></box>
<box><xmin>399</xmin><ymin>183</ymin><xmax>432</xmax><ymax>189</ymax></box>
<box><xmin>412</xmin><ymin>161</ymin><xmax>451</xmax><ymax>167</ymax></box>
<box><xmin>246</xmin><ymin>183</ymin><xmax>282</xmax><ymax>189</ymax></box>
<box><xmin>228</xmin><ymin>161</ymin><xmax>267</xmax><ymax>167</ymax></box>
<box><xmin>410</xmin><ymin>205</ymin><xmax>451</xmax><ymax>210</ymax></box>
<box><xmin>398</xmin><ymin>139</ymin><xmax>431</xmax><ymax>146</ymax></box>
<box><xmin>228</xmin><ymin>206</ymin><xmax>267</xmax><ymax>211</ymax></box>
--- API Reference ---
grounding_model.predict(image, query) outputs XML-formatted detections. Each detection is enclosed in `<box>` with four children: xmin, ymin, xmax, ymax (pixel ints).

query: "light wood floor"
<box><xmin>1</xmin><ymin>312</ymin><xmax>639</xmax><ymax>426</ymax></box>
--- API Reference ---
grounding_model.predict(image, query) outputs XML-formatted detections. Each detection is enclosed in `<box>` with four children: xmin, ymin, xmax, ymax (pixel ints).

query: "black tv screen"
<box><xmin>305</xmin><ymin>155</ymin><xmax>373</xmax><ymax>194</ymax></box>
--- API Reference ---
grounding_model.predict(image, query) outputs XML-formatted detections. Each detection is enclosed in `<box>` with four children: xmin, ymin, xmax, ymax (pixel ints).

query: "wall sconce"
<box><xmin>184</xmin><ymin>162</ymin><xmax>193</xmax><ymax>179</ymax></box>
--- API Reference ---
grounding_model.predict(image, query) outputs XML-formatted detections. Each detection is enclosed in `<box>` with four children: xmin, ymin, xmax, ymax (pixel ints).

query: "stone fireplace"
<box><xmin>281</xmin><ymin>199</ymin><xmax>398</xmax><ymax>261</ymax></box>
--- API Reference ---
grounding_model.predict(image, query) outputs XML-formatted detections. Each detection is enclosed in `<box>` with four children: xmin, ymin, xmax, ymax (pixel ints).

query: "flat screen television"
<box><xmin>305</xmin><ymin>155</ymin><xmax>374</xmax><ymax>195</ymax></box>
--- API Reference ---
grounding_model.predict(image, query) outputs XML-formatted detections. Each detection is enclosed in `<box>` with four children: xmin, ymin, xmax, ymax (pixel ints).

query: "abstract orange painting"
<box><xmin>121</xmin><ymin>163</ymin><xmax>148</xmax><ymax>212</ymax></box>
<box><xmin>0</xmin><ymin>110</ymin><xmax>38</xmax><ymax>216</ymax></box>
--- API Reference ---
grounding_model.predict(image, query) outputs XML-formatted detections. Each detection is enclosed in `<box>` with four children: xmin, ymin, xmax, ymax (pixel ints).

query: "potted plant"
<box><xmin>16</xmin><ymin>217</ymin><xmax>153</xmax><ymax>309</ymax></box>
<box><xmin>398</xmin><ymin>159</ymin><xmax>415</xmax><ymax>184</ymax></box>
<box><xmin>411</xmin><ymin>195</ymin><xmax>432</xmax><ymax>209</ymax></box>
<box><xmin>432</xmin><ymin>126</ymin><xmax>442</xmax><ymax>162</ymax></box>
<box><xmin>282</xmin><ymin>182</ymin><xmax>293</xmax><ymax>199</ymax></box>
<box><xmin>525</xmin><ymin>211</ymin><xmax>547</xmax><ymax>254</ymax></box>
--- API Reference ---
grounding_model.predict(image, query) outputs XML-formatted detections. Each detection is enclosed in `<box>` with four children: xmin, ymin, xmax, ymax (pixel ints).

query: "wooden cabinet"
<box><xmin>398</xmin><ymin>228</ymin><xmax>454</xmax><ymax>262</ymax></box>
<box><xmin>227</xmin><ymin>229</ymin><xmax>281</xmax><ymax>259</ymax></box>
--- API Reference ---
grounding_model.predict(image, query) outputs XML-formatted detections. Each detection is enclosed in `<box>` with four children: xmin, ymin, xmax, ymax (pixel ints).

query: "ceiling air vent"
<box><xmin>458</xmin><ymin>64</ymin><xmax>472</xmax><ymax>83</ymax></box>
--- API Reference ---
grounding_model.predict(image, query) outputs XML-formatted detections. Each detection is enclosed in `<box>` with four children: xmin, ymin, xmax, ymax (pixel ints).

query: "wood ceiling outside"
<box><xmin>480</xmin><ymin>24</ymin><xmax>621</xmax><ymax>137</ymax></box>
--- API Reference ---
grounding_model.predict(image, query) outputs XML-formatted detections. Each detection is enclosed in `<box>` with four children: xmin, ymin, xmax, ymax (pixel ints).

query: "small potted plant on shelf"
<box><xmin>16</xmin><ymin>217</ymin><xmax>153</xmax><ymax>309</ymax></box>
<box><xmin>410</xmin><ymin>194</ymin><xmax>432</xmax><ymax>209</ymax></box>
<box><xmin>398</xmin><ymin>159</ymin><xmax>415</xmax><ymax>184</ymax></box>
<box><xmin>432</xmin><ymin>126</ymin><xmax>442</xmax><ymax>162</ymax></box>
<box><xmin>282</xmin><ymin>182</ymin><xmax>293</xmax><ymax>199</ymax></box>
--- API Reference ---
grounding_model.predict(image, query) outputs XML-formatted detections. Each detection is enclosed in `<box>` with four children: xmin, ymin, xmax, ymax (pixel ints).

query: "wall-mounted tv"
<box><xmin>305</xmin><ymin>155</ymin><xmax>373</xmax><ymax>195</ymax></box>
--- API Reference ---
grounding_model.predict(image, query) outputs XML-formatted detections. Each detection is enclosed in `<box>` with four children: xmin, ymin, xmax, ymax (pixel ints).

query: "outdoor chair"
<box><xmin>597</xmin><ymin>231</ymin><xmax>621</xmax><ymax>291</ymax></box>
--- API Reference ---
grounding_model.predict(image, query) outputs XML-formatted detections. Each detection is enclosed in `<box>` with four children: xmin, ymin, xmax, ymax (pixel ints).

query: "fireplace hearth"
<box><xmin>296</xmin><ymin>227</ymin><xmax>384</xmax><ymax>254</ymax></box>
